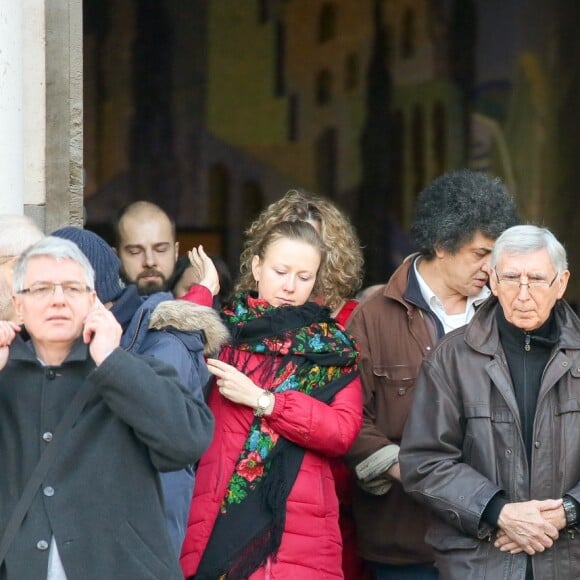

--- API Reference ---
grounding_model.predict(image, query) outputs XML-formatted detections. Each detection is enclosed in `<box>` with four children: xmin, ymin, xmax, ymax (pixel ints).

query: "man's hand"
<box><xmin>82</xmin><ymin>299</ymin><xmax>122</xmax><ymax>365</ymax></box>
<box><xmin>0</xmin><ymin>321</ymin><xmax>20</xmax><ymax>370</ymax></box>
<box><xmin>495</xmin><ymin>500</ymin><xmax>566</xmax><ymax>554</ymax></box>
<box><xmin>495</xmin><ymin>499</ymin><xmax>562</xmax><ymax>555</ymax></box>
<box><xmin>188</xmin><ymin>245</ymin><xmax>220</xmax><ymax>297</ymax></box>
<box><xmin>206</xmin><ymin>358</ymin><xmax>263</xmax><ymax>409</ymax></box>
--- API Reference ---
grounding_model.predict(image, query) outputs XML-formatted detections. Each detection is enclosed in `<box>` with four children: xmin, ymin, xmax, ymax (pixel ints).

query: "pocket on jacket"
<box><xmin>373</xmin><ymin>365</ymin><xmax>418</xmax><ymax>436</ymax></box>
<box><xmin>425</xmin><ymin>518</ymin><xmax>480</xmax><ymax>552</ymax></box>
<box><xmin>118</xmin><ymin>520</ymin><xmax>172</xmax><ymax>579</ymax></box>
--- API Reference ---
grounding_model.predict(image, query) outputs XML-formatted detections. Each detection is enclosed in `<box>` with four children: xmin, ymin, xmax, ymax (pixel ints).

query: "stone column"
<box><xmin>0</xmin><ymin>1</ymin><xmax>24</xmax><ymax>213</ymax></box>
<box><xmin>0</xmin><ymin>0</ymin><xmax>83</xmax><ymax>231</ymax></box>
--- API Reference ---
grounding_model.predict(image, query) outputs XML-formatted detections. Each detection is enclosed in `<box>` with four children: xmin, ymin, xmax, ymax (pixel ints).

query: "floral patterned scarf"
<box><xmin>195</xmin><ymin>292</ymin><xmax>358</xmax><ymax>580</ymax></box>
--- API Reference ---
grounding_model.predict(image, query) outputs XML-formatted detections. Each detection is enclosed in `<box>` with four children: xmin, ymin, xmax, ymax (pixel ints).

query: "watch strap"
<box><xmin>563</xmin><ymin>495</ymin><xmax>579</xmax><ymax>526</ymax></box>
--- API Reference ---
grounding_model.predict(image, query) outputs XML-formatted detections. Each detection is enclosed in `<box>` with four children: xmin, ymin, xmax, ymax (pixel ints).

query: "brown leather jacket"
<box><xmin>400</xmin><ymin>297</ymin><xmax>580</xmax><ymax>580</ymax></box>
<box><xmin>345</xmin><ymin>255</ymin><xmax>439</xmax><ymax>565</ymax></box>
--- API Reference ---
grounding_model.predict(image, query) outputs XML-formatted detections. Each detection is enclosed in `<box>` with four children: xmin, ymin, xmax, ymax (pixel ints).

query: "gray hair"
<box><xmin>491</xmin><ymin>225</ymin><xmax>568</xmax><ymax>274</ymax></box>
<box><xmin>13</xmin><ymin>236</ymin><xmax>95</xmax><ymax>292</ymax></box>
<box><xmin>0</xmin><ymin>214</ymin><xmax>44</xmax><ymax>258</ymax></box>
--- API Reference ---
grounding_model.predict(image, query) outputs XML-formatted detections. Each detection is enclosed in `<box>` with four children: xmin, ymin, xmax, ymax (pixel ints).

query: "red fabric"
<box><xmin>180</xmin><ymin>348</ymin><xmax>363</xmax><ymax>580</ymax></box>
<box><xmin>180</xmin><ymin>284</ymin><xmax>213</xmax><ymax>308</ymax></box>
<box><xmin>331</xmin><ymin>299</ymin><xmax>371</xmax><ymax>580</ymax></box>
<box><xmin>335</xmin><ymin>299</ymin><xmax>358</xmax><ymax>328</ymax></box>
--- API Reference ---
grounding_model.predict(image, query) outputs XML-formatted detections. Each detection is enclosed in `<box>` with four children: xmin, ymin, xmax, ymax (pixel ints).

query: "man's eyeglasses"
<box><xmin>494</xmin><ymin>269</ymin><xmax>558</xmax><ymax>292</ymax></box>
<box><xmin>17</xmin><ymin>282</ymin><xmax>92</xmax><ymax>299</ymax></box>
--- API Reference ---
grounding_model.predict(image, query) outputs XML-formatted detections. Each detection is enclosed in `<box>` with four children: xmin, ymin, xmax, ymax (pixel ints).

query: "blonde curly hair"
<box><xmin>237</xmin><ymin>190</ymin><xmax>364</xmax><ymax>311</ymax></box>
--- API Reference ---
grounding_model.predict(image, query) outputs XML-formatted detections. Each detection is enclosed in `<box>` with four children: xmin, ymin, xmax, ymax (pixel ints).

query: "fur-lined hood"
<box><xmin>149</xmin><ymin>299</ymin><xmax>230</xmax><ymax>356</ymax></box>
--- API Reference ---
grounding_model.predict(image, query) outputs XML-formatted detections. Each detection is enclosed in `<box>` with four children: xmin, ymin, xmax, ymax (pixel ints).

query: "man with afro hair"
<box><xmin>344</xmin><ymin>170</ymin><xmax>519</xmax><ymax>579</ymax></box>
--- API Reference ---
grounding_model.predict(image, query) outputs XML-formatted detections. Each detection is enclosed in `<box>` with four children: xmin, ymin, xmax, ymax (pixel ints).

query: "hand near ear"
<box><xmin>0</xmin><ymin>321</ymin><xmax>21</xmax><ymax>371</ymax></box>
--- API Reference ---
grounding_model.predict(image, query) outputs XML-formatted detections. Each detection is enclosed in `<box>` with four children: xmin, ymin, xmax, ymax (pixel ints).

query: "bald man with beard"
<box><xmin>114</xmin><ymin>201</ymin><xmax>179</xmax><ymax>295</ymax></box>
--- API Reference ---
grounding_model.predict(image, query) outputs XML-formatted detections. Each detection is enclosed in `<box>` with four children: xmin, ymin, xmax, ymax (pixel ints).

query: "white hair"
<box><xmin>491</xmin><ymin>225</ymin><xmax>568</xmax><ymax>274</ymax></box>
<box><xmin>13</xmin><ymin>237</ymin><xmax>95</xmax><ymax>292</ymax></box>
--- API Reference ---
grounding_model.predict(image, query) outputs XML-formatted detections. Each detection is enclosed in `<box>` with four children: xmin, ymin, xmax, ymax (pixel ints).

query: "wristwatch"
<box><xmin>563</xmin><ymin>496</ymin><xmax>579</xmax><ymax>526</ymax></box>
<box><xmin>254</xmin><ymin>391</ymin><xmax>274</xmax><ymax>417</ymax></box>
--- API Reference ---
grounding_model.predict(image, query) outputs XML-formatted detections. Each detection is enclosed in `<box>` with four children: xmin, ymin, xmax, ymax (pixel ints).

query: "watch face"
<box><xmin>258</xmin><ymin>393</ymin><xmax>271</xmax><ymax>409</ymax></box>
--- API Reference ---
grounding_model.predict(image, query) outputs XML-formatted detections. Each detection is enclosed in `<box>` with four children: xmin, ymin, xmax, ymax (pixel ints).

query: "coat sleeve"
<box><xmin>180</xmin><ymin>284</ymin><xmax>213</xmax><ymax>307</ymax></box>
<box><xmin>265</xmin><ymin>376</ymin><xmax>362</xmax><ymax>457</ymax></box>
<box><xmin>399</xmin><ymin>356</ymin><xmax>502</xmax><ymax>539</ymax></box>
<box><xmin>89</xmin><ymin>348</ymin><xmax>214</xmax><ymax>471</ymax></box>
<box><xmin>344</xmin><ymin>306</ymin><xmax>400</xmax><ymax>468</ymax></box>
<box><xmin>140</xmin><ymin>329</ymin><xmax>212</xmax><ymax>404</ymax></box>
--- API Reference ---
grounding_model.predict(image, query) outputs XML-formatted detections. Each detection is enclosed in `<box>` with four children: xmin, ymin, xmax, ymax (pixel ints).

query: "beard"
<box><xmin>137</xmin><ymin>277</ymin><xmax>166</xmax><ymax>295</ymax></box>
<box><xmin>120</xmin><ymin>266</ymin><xmax>167</xmax><ymax>295</ymax></box>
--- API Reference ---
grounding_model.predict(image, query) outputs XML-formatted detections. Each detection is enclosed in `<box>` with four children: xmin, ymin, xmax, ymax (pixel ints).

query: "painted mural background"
<box><xmin>83</xmin><ymin>0</ymin><xmax>580</xmax><ymax>301</ymax></box>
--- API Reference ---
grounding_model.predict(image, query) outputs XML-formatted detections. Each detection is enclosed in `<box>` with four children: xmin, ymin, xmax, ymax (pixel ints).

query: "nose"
<box><xmin>143</xmin><ymin>248</ymin><xmax>156</xmax><ymax>267</ymax></box>
<box><xmin>480</xmin><ymin>257</ymin><xmax>492</xmax><ymax>276</ymax></box>
<box><xmin>282</xmin><ymin>275</ymin><xmax>296</xmax><ymax>293</ymax></box>
<box><xmin>50</xmin><ymin>284</ymin><xmax>67</xmax><ymax>303</ymax></box>
<box><xmin>516</xmin><ymin>282</ymin><xmax>532</xmax><ymax>299</ymax></box>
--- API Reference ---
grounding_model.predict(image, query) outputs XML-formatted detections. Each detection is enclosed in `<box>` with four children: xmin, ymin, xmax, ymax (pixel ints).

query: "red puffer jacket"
<box><xmin>180</xmin><ymin>348</ymin><xmax>363</xmax><ymax>579</ymax></box>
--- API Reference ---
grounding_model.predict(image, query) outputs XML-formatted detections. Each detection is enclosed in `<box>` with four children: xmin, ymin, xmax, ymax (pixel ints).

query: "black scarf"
<box><xmin>195</xmin><ymin>292</ymin><xmax>358</xmax><ymax>579</ymax></box>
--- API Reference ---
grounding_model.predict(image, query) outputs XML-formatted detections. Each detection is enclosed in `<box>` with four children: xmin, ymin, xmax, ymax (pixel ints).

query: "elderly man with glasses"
<box><xmin>400</xmin><ymin>224</ymin><xmax>580</xmax><ymax>580</ymax></box>
<box><xmin>0</xmin><ymin>237</ymin><xmax>212</xmax><ymax>579</ymax></box>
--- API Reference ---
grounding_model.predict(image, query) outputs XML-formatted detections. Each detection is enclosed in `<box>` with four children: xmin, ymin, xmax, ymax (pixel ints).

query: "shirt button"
<box><xmin>46</xmin><ymin>369</ymin><xmax>56</xmax><ymax>380</ymax></box>
<box><xmin>42</xmin><ymin>432</ymin><xmax>53</xmax><ymax>442</ymax></box>
<box><xmin>398</xmin><ymin>388</ymin><xmax>406</xmax><ymax>396</ymax></box>
<box><xmin>43</xmin><ymin>486</ymin><xmax>55</xmax><ymax>497</ymax></box>
<box><xmin>505</xmin><ymin>449</ymin><xmax>512</xmax><ymax>456</ymax></box>
<box><xmin>534</xmin><ymin>441</ymin><xmax>541</xmax><ymax>448</ymax></box>
<box><xmin>36</xmin><ymin>540</ymin><xmax>49</xmax><ymax>551</ymax></box>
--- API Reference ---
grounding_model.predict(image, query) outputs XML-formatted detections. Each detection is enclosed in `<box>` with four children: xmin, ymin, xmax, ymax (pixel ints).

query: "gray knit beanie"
<box><xmin>51</xmin><ymin>227</ymin><xmax>125</xmax><ymax>304</ymax></box>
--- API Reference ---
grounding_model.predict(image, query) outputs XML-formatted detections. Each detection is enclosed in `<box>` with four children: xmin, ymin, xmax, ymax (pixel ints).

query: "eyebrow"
<box><xmin>124</xmin><ymin>242</ymin><xmax>171</xmax><ymax>250</ymax></box>
<box><xmin>27</xmin><ymin>279</ymin><xmax>85</xmax><ymax>285</ymax></box>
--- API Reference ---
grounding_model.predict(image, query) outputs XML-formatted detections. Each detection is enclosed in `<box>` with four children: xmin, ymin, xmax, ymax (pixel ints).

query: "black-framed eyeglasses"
<box><xmin>17</xmin><ymin>282</ymin><xmax>92</xmax><ymax>299</ymax></box>
<box><xmin>494</xmin><ymin>269</ymin><xmax>558</xmax><ymax>291</ymax></box>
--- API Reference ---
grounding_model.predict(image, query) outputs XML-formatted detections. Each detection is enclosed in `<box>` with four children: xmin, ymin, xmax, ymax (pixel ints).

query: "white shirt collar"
<box><xmin>414</xmin><ymin>258</ymin><xmax>490</xmax><ymax>333</ymax></box>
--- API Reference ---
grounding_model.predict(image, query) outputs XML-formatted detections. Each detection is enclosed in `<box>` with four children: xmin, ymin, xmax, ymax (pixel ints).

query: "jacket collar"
<box><xmin>10</xmin><ymin>334</ymin><xmax>90</xmax><ymax>364</ymax></box>
<box><xmin>110</xmin><ymin>284</ymin><xmax>145</xmax><ymax>330</ymax></box>
<box><xmin>385</xmin><ymin>253</ymin><xmax>445</xmax><ymax>338</ymax></box>
<box><xmin>465</xmin><ymin>297</ymin><xmax>580</xmax><ymax>356</ymax></box>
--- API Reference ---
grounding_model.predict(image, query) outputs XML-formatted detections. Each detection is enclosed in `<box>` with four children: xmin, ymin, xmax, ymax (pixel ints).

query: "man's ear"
<box><xmin>12</xmin><ymin>294</ymin><xmax>24</xmax><ymax>324</ymax></box>
<box><xmin>174</xmin><ymin>241</ymin><xmax>180</xmax><ymax>261</ymax></box>
<box><xmin>556</xmin><ymin>270</ymin><xmax>570</xmax><ymax>299</ymax></box>
<box><xmin>489</xmin><ymin>272</ymin><xmax>499</xmax><ymax>297</ymax></box>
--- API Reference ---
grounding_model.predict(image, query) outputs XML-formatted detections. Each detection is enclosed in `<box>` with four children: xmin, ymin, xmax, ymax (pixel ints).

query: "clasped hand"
<box><xmin>495</xmin><ymin>499</ymin><xmax>565</xmax><ymax>555</ymax></box>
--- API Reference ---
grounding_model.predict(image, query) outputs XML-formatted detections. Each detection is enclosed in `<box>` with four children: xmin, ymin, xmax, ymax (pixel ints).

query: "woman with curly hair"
<box><xmin>236</xmin><ymin>190</ymin><xmax>368</xmax><ymax>579</ymax></box>
<box><xmin>180</xmin><ymin>220</ymin><xmax>362</xmax><ymax>579</ymax></box>
<box><xmin>237</xmin><ymin>190</ymin><xmax>364</xmax><ymax>326</ymax></box>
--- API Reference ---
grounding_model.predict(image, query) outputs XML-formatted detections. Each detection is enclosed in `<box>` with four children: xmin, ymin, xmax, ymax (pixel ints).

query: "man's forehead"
<box><xmin>119</xmin><ymin>213</ymin><xmax>175</xmax><ymax>244</ymax></box>
<box><xmin>457</xmin><ymin>231</ymin><xmax>495</xmax><ymax>252</ymax></box>
<box><xmin>25</xmin><ymin>256</ymin><xmax>84</xmax><ymax>276</ymax></box>
<box><xmin>497</xmin><ymin>249</ymin><xmax>553</xmax><ymax>270</ymax></box>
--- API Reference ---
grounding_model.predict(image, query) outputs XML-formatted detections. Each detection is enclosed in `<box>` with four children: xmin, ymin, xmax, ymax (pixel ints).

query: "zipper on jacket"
<box><xmin>124</xmin><ymin>308</ymin><xmax>146</xmax><ymax>351</ymax></box>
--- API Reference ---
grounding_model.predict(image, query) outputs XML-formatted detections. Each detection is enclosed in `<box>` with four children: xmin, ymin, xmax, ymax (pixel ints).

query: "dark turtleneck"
<box><xmin>496</xmin><ymin>307</ymin><xmax>559</xmax><ymax>464</ymax></box>
<box><xmin>482</xmin><ymin>307</ymin><xmax>559</xmax><ymax>530</ymax></box>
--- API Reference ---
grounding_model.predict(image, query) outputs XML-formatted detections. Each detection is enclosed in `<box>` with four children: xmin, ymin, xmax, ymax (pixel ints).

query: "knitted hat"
<box><xmin>52</xmin><ymin>227</ymin><xmax>125</xmax><ymax>304</ymax></box>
